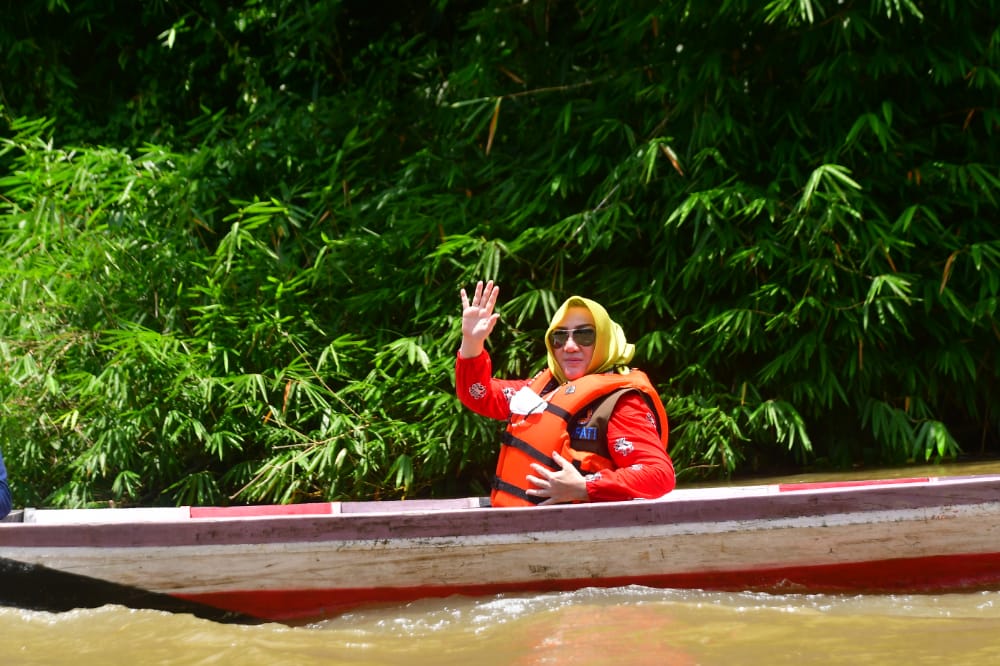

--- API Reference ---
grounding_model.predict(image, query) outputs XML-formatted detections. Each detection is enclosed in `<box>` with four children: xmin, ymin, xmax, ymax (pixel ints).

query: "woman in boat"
<box><xmin>456</xmin><ymin>280</ymin><xmax>675</xmax><ymax>506</ymax></box>
<box><xmin>0</xmin><ymin>447</ymin><xmax>11</xmax><ymax>519</ymax></box>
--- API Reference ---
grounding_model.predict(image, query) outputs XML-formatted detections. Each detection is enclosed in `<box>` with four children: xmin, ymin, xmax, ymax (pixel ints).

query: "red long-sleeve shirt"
<box><xmin>456</xmin><ymin>350</ymin><xmax>676</xmax><ymax>502</ymax></box>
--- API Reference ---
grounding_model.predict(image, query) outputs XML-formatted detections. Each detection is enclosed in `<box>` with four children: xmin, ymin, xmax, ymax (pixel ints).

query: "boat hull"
<box><xmin>3</xmin><ymin>476</ymin><xmax>1000</xmax><ymax>623</ymax></box>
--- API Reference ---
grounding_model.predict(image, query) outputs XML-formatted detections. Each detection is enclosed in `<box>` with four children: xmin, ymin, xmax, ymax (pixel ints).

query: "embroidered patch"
<box><xmin>613</xmin><ymin>437</ymin><xmax>635</xmax><ymax>456</ymax></box>
<box><xmin>468</xmin><ymin>383</ymin><xmax>487</xmax><ymax>400</ymax></box>
<box><xmin>572</xmin><ymin>425</ymin><xmax>599</xmax><ymax>441</ymax></box>
<box><xmin>585</xmin><ymin>471</ymin><xmax>602</xmax><ymax>482</ymax></box>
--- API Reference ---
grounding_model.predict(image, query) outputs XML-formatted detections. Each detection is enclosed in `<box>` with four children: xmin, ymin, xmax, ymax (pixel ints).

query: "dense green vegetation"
<box><xmin>1</xmin><ymin>0</ymin><xmax>998</xmax><ymax>508</ymax></box>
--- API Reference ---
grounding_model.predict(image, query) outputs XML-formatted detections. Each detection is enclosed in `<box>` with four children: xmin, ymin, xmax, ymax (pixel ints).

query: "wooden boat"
<box><xmin>3</xmin><ymin>473</ymin><xmax>1000</xmax><ymax>625</ymax></box>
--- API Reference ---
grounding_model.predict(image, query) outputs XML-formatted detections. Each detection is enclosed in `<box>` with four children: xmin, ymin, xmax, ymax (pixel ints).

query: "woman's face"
<box><xmin>551</xmin><ymin>307</ymin><xmax>596</xmax><ymax>381</ymax></box>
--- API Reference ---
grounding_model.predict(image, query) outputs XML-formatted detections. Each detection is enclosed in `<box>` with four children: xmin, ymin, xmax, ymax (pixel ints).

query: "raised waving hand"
<box><xmin>459</xmin><ymin>280</ymin><xmax>500</xmax><ymax>359</ymax></box>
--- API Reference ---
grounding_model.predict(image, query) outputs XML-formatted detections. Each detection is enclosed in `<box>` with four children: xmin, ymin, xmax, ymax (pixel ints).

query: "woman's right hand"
<box><xmin>459</xmin><ymin>280</ymin><xmax>500</xmax><ymax>358</ymax></box>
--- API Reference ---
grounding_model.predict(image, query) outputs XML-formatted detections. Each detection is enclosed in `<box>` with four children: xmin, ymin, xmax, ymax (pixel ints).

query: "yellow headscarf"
<box><xmin>544</xmin><ymin>296</ymin><xmax>635</xmax><ymax>384</ymax></box>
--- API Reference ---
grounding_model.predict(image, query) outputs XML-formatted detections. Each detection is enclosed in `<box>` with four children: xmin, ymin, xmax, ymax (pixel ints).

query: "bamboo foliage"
<box><xmin>0</xmin><ymin>0</ymin><xmax>998</xmax><ymax>507</ymax></box>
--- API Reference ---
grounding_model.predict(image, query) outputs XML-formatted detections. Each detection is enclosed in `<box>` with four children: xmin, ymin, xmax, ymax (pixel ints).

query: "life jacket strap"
<box><xmin>500</xmin><ymin>431</ymin><xmax>558</xmax><ymax>468</ymax></box>
<box><xmin>543</xmin><ymin>401</ymin><xmax>572</xmax><ymax>421</ymax></box>
<box><xmin>491</xmin><ymin>477</ymin><xmax>544</xmax><ymax>505</ymax></box>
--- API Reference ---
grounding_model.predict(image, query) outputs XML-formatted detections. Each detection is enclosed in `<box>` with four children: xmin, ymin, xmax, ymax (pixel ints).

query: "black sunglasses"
<box><xmin>548</xmin><ymin>326</ymin><xmax>597</xmax><ymax>349</ymax></box>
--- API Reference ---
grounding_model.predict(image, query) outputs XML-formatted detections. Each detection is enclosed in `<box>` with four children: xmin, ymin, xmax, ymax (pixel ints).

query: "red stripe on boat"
<box><xmin>177</xmin><ymin>551</ymin><xmax>1000</xmax><ymax>624</ymax></box>
<box><xmin>777</xmin><ymin>477</ymin><xmax>930</xmax><ymax>492</ymax></box>
<box><xmin>189</xmin><ymin>503</ymin><xmax>334</xmax><ymax>518</ymax></box>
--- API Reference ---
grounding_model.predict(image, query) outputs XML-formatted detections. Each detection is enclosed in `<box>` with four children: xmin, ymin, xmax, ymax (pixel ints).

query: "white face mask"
<box><xmin>508</xmin><ymin>386</ymin><xmax>548</xmax><ymax>415</ymax></box>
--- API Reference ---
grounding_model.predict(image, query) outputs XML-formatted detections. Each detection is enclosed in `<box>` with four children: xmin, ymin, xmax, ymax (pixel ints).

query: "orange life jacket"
<box><xmin>491</xmin><ymin>368</ymin><xmax>667</xmax><ymax>507</ymax></box>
